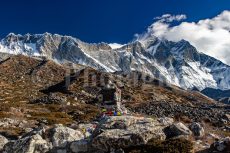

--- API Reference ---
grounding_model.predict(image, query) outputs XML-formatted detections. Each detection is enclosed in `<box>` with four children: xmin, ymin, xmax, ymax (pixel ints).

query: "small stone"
<box><xmin>189</xmin><ymin>122</ymin><xmax>205</xmax><ymax>137</ymax></box>
<box><xmin>224</xmin><ymin>114</ymin><xmax>230</xmax><ymax>121</ymax></box>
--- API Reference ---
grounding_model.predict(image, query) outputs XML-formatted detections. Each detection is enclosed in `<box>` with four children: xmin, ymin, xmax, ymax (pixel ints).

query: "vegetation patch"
<box><xmin>124</xmin><ymin>138</ymin><xmax>194</xmax><ymax>153</ymax></box>
<box><xmin>0</xmin><ymin>127</ymin><xmax>24</xmax><ymax>139</ymax></box>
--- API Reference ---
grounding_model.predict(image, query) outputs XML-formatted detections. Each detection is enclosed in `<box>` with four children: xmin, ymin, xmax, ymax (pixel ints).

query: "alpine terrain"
<box><xmin>0</xmin><ymin>33</ymin><xmax>230</xmax><ymax>153</ymax></box>
<box><xmin>1</xmin><ymin>33</ymin><xmax>230</xmax><ymax>91</ymax></box>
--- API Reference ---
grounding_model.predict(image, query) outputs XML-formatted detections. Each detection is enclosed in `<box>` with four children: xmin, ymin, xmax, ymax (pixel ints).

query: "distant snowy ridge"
<box><xmin>109</xmin><ymin>43</ymin><xmax>125</xmax><ymax>49</ymax></box>
<box><xmin>1</xmin><ymin>32</ymin><xmax>230</xmax><ymax>91</ymax></box>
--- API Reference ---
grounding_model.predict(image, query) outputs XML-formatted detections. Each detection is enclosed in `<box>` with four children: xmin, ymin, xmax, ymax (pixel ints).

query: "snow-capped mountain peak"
<box><xmin>0</xmin><ymin>33</ymin><xmax>230</xmax><ymax>90</ymax></box>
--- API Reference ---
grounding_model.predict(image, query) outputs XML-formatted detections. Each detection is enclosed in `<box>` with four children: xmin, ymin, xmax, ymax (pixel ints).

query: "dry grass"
<box><xmin>174</xmin><ymin>115</ymin><xmax>193</xmax><ymax>124</ymax></box>
<box><xmin>0</xmin><ymin>127</ymin><xmax>24</xmax><ymax>139</ymax></box>
<box><xmin>124</xmin><ymin>138</ymin><xmax>194</xmax><ymax>153</ymax></box>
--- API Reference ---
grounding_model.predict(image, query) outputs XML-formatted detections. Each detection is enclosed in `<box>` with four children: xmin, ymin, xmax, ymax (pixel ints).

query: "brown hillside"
<box><xmin>0</xmin><ymin>55</ymin><xmax>226</xmax><ymax>138</ymax></box>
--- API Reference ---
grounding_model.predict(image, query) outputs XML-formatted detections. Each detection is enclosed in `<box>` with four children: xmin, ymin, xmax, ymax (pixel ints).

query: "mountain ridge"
<box><xmin>0</xmin><ymin>32</ymin><xmax>230</xmax><ymax>91</ymax></box>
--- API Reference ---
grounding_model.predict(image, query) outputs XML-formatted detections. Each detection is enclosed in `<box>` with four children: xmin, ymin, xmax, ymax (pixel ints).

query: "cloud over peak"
<box><xmin>142</xmin><ymin>11</ymin><xmax>230</xmax><ymax>65</ymax></box>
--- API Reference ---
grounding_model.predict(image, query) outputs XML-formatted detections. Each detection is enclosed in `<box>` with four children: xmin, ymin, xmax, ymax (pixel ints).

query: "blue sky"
<box><xmin>1</xmin><ymin>0</ymin><xmax>230</xmax><ymax>44</ymax></box>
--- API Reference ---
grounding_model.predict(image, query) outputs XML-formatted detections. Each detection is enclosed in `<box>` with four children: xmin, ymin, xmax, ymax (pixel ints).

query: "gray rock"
<box><xmin>189</xmin><ymin>122</ymin><xmax>205</xmax><ymax>137</ymax></box>
<box><xmin>3</xmin><ymin>134</ymin><xmax>51</xmax><ymax>153</ymax></box>
<box><xmin>51</xmin><ymin>124</ymin><xmax>84</xmax><ymax>148</ymax></box>
<box><xmin>92</xmin><ymin>116</ymin><xmax>166</xmax><ymax>152</ymax></box>
<box><xmin>0</xmin><ymin>135</ymin><xmax>8</xmax><ymax>151</ymax></box>
<box><xmin>165</xmin><ymin>122</ymin><xmax>192</xmax><ymax>138</ymax></box>
<box><xmin>224</xmin><ymin>113</ymin><xmax>230</xmax><ymax>121</ymax></box>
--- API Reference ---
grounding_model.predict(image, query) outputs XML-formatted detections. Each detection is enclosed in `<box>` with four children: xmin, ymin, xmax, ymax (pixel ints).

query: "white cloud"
<box><xmin>154</xmin><ymin>14</ymin><xmax>187</xmax><ymax>22</ymax></box>
<box><xmin>143</xmin><ymin>11</ymin><xmax>230</xmax><ymax>65</ymax></box>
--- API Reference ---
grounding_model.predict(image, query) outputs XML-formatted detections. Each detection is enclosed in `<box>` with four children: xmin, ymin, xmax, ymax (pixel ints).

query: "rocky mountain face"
<box><xmin>1</xmin><ymin>33</ymin><xmax>230</xmax><ymax>91</ymax></box>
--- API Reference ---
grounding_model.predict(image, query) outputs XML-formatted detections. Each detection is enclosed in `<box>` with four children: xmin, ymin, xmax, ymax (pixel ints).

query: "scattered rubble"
<box><xmin>31</xmin><ymin>93</ymin><xmax>67</xmax><ymax>105</ymax></box>
<box><xmin>131</xmin><ymin>101</ymin><xmax>228</xmax><ymax>126</ymax></box>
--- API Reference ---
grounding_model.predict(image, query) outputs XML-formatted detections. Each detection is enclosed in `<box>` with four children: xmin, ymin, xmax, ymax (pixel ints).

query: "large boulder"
<box><xmin>92</xmin><ymin>116</ymin><xmax>167</xmax><ymax>152</ymax></box>
<box><xmin>189</xmin><ymin>122</ymin><xmax>205</xmax><ymax>137</ymax></box>
<box><xmin>165</xmin><ymin>122</ymin><xmax>192</xmax><ymax>138</ymax></box>
<box><xmin>3</xmin><ymin>134</ymin><xmax>51</xmax><ymax>153</ymax></box>
<box><xmin>51</xmin><ymin>124</ymin><xmax>84</xmax><ymax>148</ymax></box>
<box><xmin>0</xmin><ymin>135</ymin><xmax>8</xmax><ymax>151</ymax></box>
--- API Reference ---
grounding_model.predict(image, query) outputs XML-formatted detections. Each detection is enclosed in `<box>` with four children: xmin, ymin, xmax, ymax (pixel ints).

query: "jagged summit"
<box><xmin>1</xmin><ymin>33</ymin><xmax>230</xmax><ymax>90</ymax></box>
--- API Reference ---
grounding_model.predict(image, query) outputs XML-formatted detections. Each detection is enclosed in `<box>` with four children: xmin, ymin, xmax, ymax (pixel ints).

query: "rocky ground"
<box><xmin>0</xmin><ymin>55</ymin><xmax>229</xmax><ymax>152</ymax></box>
<box><xmin>130</xmin><ymin>101</ymin><xmax>229</xmax><ymax>127</ymax></box>
<box><xmin>0</xmin><ymin>115</ymin><xmax>229</xmax><ymax>153</ymax></box>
